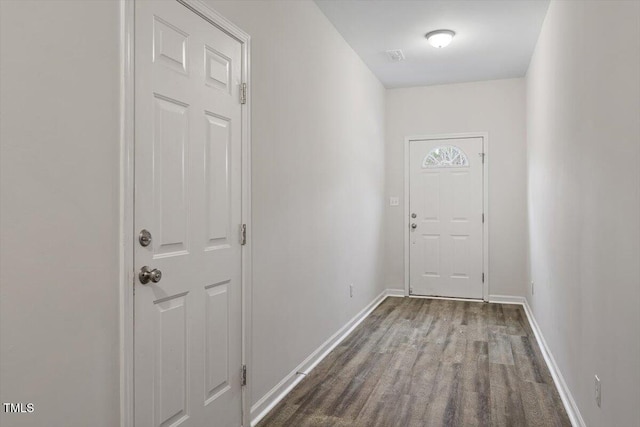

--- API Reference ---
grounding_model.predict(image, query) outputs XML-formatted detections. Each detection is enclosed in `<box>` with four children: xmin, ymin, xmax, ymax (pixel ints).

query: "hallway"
<box><xmin>1</xmin><ymin>1</ymin><xmax>639</xmax><ymax>425</ymax></box>
<box><xmin>259</xmin><ymin>298</ymin><xmax>570</xmax><ymax>427</ymax></box>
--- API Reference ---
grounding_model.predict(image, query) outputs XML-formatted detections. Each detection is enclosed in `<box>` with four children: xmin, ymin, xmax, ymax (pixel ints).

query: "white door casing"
<box><xmin>134</xmin><ymin>1</ymin><xmax>244</xmax><ymax>426</ymax></box>
<box><xmin>408</xmin><ymin>137</ymin><xmax>485</xmax><ymax>299</ymax></box>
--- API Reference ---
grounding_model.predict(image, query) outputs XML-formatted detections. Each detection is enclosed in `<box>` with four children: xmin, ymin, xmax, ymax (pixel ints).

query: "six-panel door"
<box><xmin>134</xmin><ymin>1</ymin><xmax>243</xmax><ymax>426</ymax></box>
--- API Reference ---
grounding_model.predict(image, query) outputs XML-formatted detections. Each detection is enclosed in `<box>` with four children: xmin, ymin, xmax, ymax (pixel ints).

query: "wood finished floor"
<box><xmin>257</xmin><ymin>297</ymin><xmax>571</xmax><ymax>427</ymax></box>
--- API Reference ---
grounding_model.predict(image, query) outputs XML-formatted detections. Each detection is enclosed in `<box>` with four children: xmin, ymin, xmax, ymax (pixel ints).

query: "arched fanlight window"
<box><xmin>422</xmin><ymin>145</ymin><xmax>469</xmax><ymax>168</ymax></box>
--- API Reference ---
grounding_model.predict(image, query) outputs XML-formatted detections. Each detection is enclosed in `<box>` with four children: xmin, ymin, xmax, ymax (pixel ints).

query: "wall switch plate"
<box><xmin>389</xmin><ymin>197</ymin><xmax>399</xmax><ymax>207</ymax></box>
<box><xmin>595</xmin><ymin>375</ymin><xmax>601</xmax><ymax>407</ymax></box>
<box><xmin>349</xmin><ymin>284</ymin><xmax>354</xmax><ymax>298</ymax></box>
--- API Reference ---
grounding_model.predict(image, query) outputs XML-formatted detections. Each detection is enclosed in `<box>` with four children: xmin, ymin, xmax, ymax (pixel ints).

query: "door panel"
<box><xmin>204</xmin><ymin>113</ymin><xmax>231</xmax><ymax>249</ymax></box>
<box><xmin>421</xmin><ymin>235</ymin><xmax>440</xmax><ymax>276</ymax></box>
<box><xmin>205</xmin><ymin>47</ymin><xmax>231</xmax><ymax>91</ymax></box>
<box><xmin>153</xmin><ymin>94</ymin><xmax>189</xmax><ymax>256</ymax></box>
<box><xmin>450</xmin><ymin>171</ymin><xmax>471</xmax><ymax>220</ymax></box>
<box><xmin>134</xmin><ymin>1</ymin><xmax>243</xmax><ymax>426</ymax></box>
<box><xmin>155</xmin><ymin>294</ymin><xmax>188</xmax><ymax>426</ymax></box>
<box><xmin>205</xmin><ymin>281</ymin><xmax>230</xmax><ymax>402</ymax></box>
<box><xmin>409</xmin><ymin>138</ymin><xmax>483</xmax><ymax>299</ymax></box>
<box><xmin>451</xmin><ymin>235</ymin><xmax>470</xmax><ymax>278</ymax></box>
<box><xmin>421</xmin><ymin>173</ymin><xmax>440</xmax><ymax>220</ymax></box>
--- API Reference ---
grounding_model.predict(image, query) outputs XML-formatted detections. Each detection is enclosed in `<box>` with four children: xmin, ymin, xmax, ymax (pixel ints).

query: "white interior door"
<box><xmin>409</xmin><ymin>138</ymin><xmax>484</xmax><ymax>299</ymax></box>
<box><xmin>134</xmin><ymin>1</ymin><xmax>243</xmax><ymax>426</ymax></box>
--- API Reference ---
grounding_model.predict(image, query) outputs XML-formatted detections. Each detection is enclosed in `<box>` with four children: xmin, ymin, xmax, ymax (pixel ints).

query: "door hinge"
<box><xmin>482</xmin><ymin>213</ymin><xmax>485</xmax><ymax>223</ymax></box>
<box><xmin>480</xmin><ymin>152</ymin><xmax>485</xmax><ymax>163</ymax></box>
<box><xmin>409</xmin><ymin>287</ymin><xmax>413</xmax><ymax>295</ymax></box>
<box><xmin>241</xmin><ymin>364</ymin><xmax>247</xmax><ymax>386</ymax></box>
<box><xmin>240</xmin><ymin>83</ymin><xmax>247</xmax><ymax>105</ymax></box>
<box><xmin>240</xmin><ymin>224</ymin><xmax>247</xmax><ymax>246</ymax></box>
<box><xmin>482</xmin><ymin>273</ymin><xmax>485</xmax><ymax>283</ymax></box>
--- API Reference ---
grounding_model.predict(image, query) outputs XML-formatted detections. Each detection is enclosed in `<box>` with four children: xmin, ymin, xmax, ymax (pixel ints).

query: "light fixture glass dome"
<box><xmin>426</xmin><ymin>30</ymin><xmax>455</xmax><ymax>48</ymax></box>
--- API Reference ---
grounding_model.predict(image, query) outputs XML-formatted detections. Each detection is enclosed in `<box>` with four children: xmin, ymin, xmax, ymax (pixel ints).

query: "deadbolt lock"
<box><xmin>139</xmin><ymin>266</ymin><xmax>162</xmax><ymax>284</ymax></box>
<box><xmin>139</xmin><ymin>229</ymin><xmax>152</xmax><ymax>247</ymax></box>
<box><xmin>411</xmin><ymin>213</ymin><xmax>417</xmax><ymax>218</ymax></box>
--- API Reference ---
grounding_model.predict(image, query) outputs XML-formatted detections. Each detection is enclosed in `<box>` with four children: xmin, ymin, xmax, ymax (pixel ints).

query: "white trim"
<box><xmin>410</xmin><ymin>295</ymin><xmax>484</xmax><ymax>303</ymax></box>
<box><xmin>120</xmin><ymin>1</ymin><xmax>252</xmax><ymax>426</ymax></box>
<box><xmin>119</xmin><ymin>1</ymin><xmax>134</xmax><ymax>426</ymax></box>
<box><xmin>240</xmin><ymin>36</ymin><xmax>253</xmax><ymax>427</ymax></box>
<box><xmin>250</xmin><ymin>290</ymin><xmax>402</xmax><ymax>426</ymax></box>
<box><xmin>488</xmin><ymin>295</ymin><xmax>586</xmax><ymax>427</ymax></box>
<box><xmin>385</xmin><ymin>288</ymin><xmax>405</xmax><ymax>297</ymax></box>
<box><xmin>521</xmin><ymin>299</ymin><xmax>586</xmax><ymax>427</ymax></box>
<box><xmin>404</xmin><ymin>138</ymin><xmax>409</xmax><ymax>297</ymax></box>
<box><xmin>482</xmin><ymin>134</ymin><xmax>489</xmax><ymax>300</ymax></box>
<box><xmin>178</xmin><ymin>0</ymin><xmax>249</xmax><ymax>42</ymax></box>
<box><xmin>488</xmin><ymin>294</ymin><xmax>527</xmax><ymax>304</ymax></box>
<box><xmin>404</xmin><ymin>132</ymin><xmax>490</xmax><ymax>301</ymax></box>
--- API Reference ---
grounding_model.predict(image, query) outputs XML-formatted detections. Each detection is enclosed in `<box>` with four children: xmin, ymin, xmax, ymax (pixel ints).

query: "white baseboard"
<box><xmin>385</xmin><ymin>288</ymin><xmax>405</xmax><ymax>297</ymax></box>
<box><xmin>489</xmin><ymin>295</ymin><xmax>586</xmax><ymax>427</ymax></box>
<box><xmin>521</xmin><ymin>299</ymin><xmax>586</xmax><ymax>427</ymax></box>
<box><xmin>488</xmin><ymin>294</ymin><xmax>527</xmax><ymax>304</ymax></box>
<box><xmin>249</xmin><ymin>288</ymin><xmax>401</xmax><ymax>426</ymax></box>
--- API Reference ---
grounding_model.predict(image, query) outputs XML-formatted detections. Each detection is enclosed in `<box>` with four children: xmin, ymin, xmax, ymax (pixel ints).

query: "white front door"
<box><xmin>409</xmin><ymin>138</ymin><xmax>484</xmax><ymax>299</ymax></box>
<box><xmin>134</xmin><ymin>1</ymin><xmax>244</xmax><ymax>426</ymax></box>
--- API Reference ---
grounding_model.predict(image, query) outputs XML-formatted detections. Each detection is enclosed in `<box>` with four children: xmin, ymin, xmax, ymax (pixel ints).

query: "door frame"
<box><xmin>403</xmin><ymin>132</ymin><xmax>489</xmax><ymax>302</ymax></box>
<box><xmin>119</xmin><ymin>1</ymin><xmax>252</xmax><ymax>426</ymax></box>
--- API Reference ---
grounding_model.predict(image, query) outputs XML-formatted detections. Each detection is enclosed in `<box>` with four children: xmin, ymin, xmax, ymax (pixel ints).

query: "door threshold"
<box><xmin>408</xmin><ymin>294</ymin><xmax>485</xmax><ymax>303</ymax></box>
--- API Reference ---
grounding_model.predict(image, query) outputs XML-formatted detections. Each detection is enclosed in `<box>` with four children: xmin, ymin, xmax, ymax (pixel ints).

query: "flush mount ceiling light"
<box><xmin>425</xmin><ymin>29</ymin><xmax>455</xmax><ymax>48</ymax></box>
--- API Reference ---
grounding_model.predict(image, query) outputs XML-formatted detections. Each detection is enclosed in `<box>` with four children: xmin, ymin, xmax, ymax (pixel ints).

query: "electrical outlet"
<box><xmin>389</xmin><ymin>197</ymin><xmax>399</xmax><ymax>207</ymax></box>
<box><xmin>531</xmin><ymin>281</ymin><xmax>535</xmax><ymax>295</ymax></box>
<box><xmin>349</xmin><ymin>284</ymin><xmax>354</xmax><ymax>298</ymax></box>
<box><xmin>595</xmin><ymin>375</ymin><xmax>601</xmax><ymax>407</ymax></box>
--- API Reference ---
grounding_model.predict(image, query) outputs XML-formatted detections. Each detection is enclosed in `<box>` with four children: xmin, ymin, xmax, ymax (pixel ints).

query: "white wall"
<box><xmin>205</xmin><ymin>0</ymin><xmax>387</xmax><ymax>410</ymax></box>
<box><xmin>0</xmin><ymin>1</ymin><xmax>121</xmax><ymax>426</ymax></box>
<box><xmin>0</xmin><ymin>0</ymin><xmax>385</xmax><ymax>423</ymax></box>
<box><xmin>526</xmin><ymin>1</ymin><xmax>640</xmax><ymax>425</ymax></box>
<box><xmin>385</xmin><ymin>79</ymin><xmax>528</xmax><ymax>297</ymax></box>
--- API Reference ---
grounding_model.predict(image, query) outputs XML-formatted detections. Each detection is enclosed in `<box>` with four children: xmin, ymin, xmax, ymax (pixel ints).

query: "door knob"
<box><xmin>411</xmin><ymin>223</ymin><xmax>417</xmax><ymax>229</ymax></box>
<box><xmin>139</xmin><ymin>266</ymin><xmax>162</xmax><ymax>284</ymax></box>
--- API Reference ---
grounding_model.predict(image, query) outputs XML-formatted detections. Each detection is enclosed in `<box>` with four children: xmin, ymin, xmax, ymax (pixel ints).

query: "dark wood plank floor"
<box><xmin>257</xmin><ymin>297</ymin><xmax>571</xmax><ymax>427</ymax></box>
